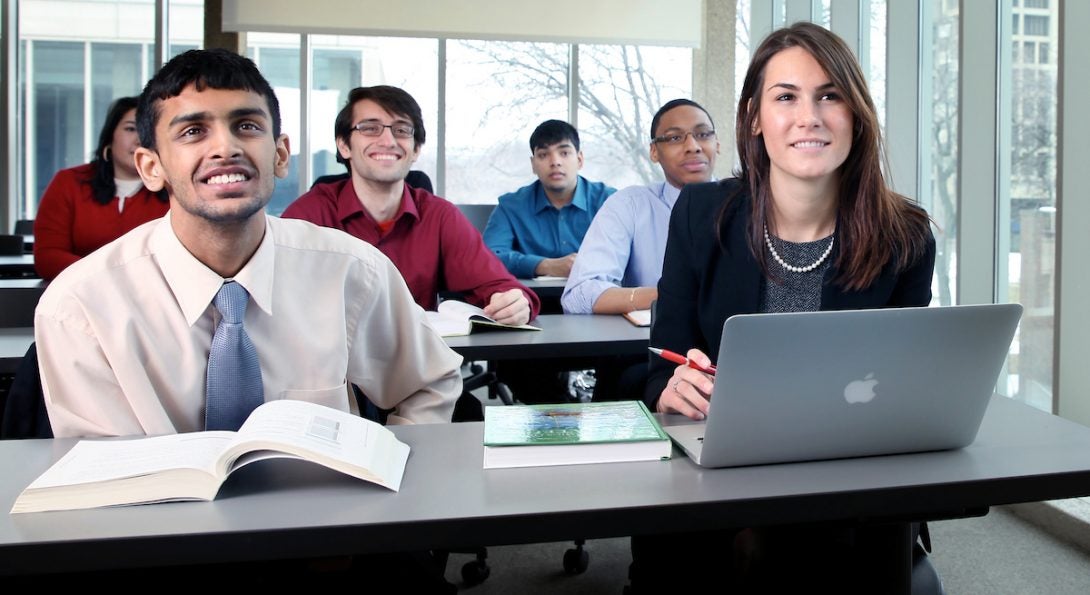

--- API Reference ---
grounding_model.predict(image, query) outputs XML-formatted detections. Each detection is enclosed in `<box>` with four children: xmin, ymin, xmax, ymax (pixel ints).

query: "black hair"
<box><xmin>136</xmin><ymin>48</ymin><xmax>281</xmax><ymax>151</ymax></box>
<box><xmin>529</xmin><ymin>120</ymin><xmax>579</xmax><ymax>153</ymax></box>
<box><xmin>86</xmin><ymin>96</ymin><xmax>167</xmax><ymax>205</ymax></box>
<box><xmin>334</xmin><ymin>86</ymin><xmax>426</xmax><ymax>166</ymax></box>
<box><xmin>649</xmin><ymin>98</ymin><xmax>715</xmax><ymax>139</ymax></box>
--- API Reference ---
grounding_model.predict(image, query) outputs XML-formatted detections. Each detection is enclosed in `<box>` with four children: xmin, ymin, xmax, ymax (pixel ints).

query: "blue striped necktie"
<box><xmin>205</xmin><ymin>281</ymin><xmax>264</xmax><ymax>431</ymax></box>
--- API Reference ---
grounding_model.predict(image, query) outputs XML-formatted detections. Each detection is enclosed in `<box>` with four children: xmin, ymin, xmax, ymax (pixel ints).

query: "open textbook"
<box><xmin>425</xmin><ymin>299</ymin><xmax>541</xmax><ymax>337</ymax></box>
<box><xmin>11</xmin><ymin>400</ymin><xmax>410</xmax><ymax>514</ymax></box>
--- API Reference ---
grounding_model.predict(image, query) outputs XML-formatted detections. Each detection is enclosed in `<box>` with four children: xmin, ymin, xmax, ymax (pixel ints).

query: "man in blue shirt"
<box><xmin>562</xmin><ymin>99</ymin><xmax>720</xmax><ymax>314</ymax></box>
<box><xmin>484</xmin><ymin>120</ymin><xmax>615</xmax><ymax>279</ymax></box>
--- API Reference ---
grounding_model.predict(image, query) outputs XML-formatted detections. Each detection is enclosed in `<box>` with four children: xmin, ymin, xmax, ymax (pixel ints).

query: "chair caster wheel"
<box><xmin>563</xmin><ymin>547</ymin><xmax>589</xmax><ymax>574</ymax></box>
<box><xmin>461</xmin><ymin>559</ymin><xmax>491</xmax><ymax>585</ymax></box>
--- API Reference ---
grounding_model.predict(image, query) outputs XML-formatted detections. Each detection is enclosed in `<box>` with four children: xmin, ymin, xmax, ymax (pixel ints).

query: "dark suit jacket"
<box><xmin>645</xmin><ymin>178</ymin><xmax>937</xmax><ymax>406</ymax></box>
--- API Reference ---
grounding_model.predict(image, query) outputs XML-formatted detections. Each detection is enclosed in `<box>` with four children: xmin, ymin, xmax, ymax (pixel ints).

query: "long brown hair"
<box><xmin>729</xmin><ymin>22</ymin><xmax>931</xmax><ymax>291</ymax></box>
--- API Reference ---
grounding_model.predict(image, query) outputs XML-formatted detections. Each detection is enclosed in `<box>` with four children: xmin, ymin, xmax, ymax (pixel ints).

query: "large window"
<box><xmin>1006</xmin><ymin>0</ymin><xmax>1058</xmax><ymax>411</ymax></box>
<box><xmin>247</xmin><ymin>32</ymin><xmax>301</xmax><ymax>216</ymax></box>
<box><xmin>928</xmin><ymin>2</ymin><xmax>960</xmax><ymax>309</ymax></box>
<box><xmin>445</xmin><ymin>41</ymin><xmax>568</xmax><ymax>204</ymax></box>
<box><xmin>578</xmin><ymin>45</ymin><xmax>692</xmax><ymax>190</ymax></box>
<box><xmin>16</xmin><ymin>0</ymin><xmax>203</xmax><ymax>217</ymax></box>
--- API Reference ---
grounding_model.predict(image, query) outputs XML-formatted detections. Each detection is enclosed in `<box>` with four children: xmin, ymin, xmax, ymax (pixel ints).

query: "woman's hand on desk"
<box><xmin>656</xmin><ymin>349</ymin><xmax>715</xmax><ymax>420</ymax></box>
<box><xmin>485</xmin><ymin>288</ymin><xmax>531</xmax><ymax>326</ymax></box>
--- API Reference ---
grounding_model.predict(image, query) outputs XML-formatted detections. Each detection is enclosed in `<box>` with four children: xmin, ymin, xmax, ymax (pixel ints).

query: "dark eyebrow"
<box><xmin>540</xmin><ymin>143</ymin><xmax>575</xmax><ymax>152</ymax></box>
<box><xmin>168</xmin><ymin>111</ymin><xmax>211</xmax><ymax>128</ymax></box>
<box><xmin>766</xmin><ymin>82</ymin><xmax>837</xmax><ymax>92</ymax></box>
<box><xmin>229</xmin><ymin>107</ymin><xmax>270</xmax><ymax>121</ymax></box>
<box><xmin>168</xmin><ymin>107</ymin><xmax>269</xmax><ymax>128</ymax></box>
<box><xmin>358</xmin><ymin>116</ymin><xmax>413</xmax><ymax>125</ymax></box>
<box><xmin>659</xmin><ymin>124</ymin><xmax>713</xmax><ymax>135</ymax></box>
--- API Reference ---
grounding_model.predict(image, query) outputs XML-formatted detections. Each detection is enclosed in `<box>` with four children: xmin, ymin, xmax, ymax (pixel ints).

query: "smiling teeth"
<box><xmin>793</xmin><ymin>141</ymin><xmax>827</xmax><ymax>148</ymax></box>
<box><xmin>373</xmin><ymin>155</ymin><xmax>398</xmax><ymax>161</ymax></box>
<box><xmin>207</xmin><ymin>173</ymin><xmax>248</xmax><ymax>184</ymax></box>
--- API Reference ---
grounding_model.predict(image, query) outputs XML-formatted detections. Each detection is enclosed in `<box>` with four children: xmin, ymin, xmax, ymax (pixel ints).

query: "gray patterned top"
<box><xmin>760</xmin><ymin>233</ymin><xmax>835</xmax><ymax>313</ymax></box>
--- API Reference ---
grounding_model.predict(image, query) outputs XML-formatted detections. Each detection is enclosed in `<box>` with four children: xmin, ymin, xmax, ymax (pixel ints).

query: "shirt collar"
<box><xmin>152</xmin><ymin>211</ymin><xmax>276</xmax><ymax>326</ymax></box>
<box><xmin>662</xmin><ymin>178</ymin><xmax>716</xmax><ymax>208</ymax></box>
<box><xmin>339</xmin><ymin>180</ymin><xmax>420</xmax><ymax>226</ymax></box>
<box><xmin>662</xmin><ymin>181</ymin><xmax>683</xmax><ymax>208</ymax></box>
<box><xmin>533</xmin><ymin>176</ymin><xmax>589</xmax><ymax>214</ymax></box>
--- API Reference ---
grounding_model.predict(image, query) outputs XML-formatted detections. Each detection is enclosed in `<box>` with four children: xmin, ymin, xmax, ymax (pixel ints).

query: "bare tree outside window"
<box><xmin>446</xmin><ymin>41</ymin><xmax>691</xmax><ymax>202</ymax></box>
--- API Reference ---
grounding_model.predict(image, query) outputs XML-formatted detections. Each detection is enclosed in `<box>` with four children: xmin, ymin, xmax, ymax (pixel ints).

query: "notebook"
<box><xmin>664</xmin><ymin>303</ymin><xmax>1023</xmax><ymax>468</ymax></box>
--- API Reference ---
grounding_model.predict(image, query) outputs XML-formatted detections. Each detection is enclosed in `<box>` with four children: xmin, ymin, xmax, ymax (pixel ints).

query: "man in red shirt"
<box><xmin>282</xmin><ymin>85</ymin><xmax>538</xmax><ymax>324</ymax></box>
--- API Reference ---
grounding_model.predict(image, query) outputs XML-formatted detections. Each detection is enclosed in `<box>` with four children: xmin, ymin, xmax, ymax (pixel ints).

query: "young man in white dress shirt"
<box><xmin>35</xmin><ymin>49</ymin><xmax>462</xmax><ymax>439</ymax></box>
<box><xmin>561</xmin><ymin>99</ymin><xmax>720</xmax><ymax>315</ymax></box>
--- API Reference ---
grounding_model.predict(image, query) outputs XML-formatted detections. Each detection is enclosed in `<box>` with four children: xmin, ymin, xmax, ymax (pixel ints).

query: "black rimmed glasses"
<box><xmin>652</xmin><ymin>129</ymin><xmax>717</xmax><ymax>145</ymax></box>
<box><xmin>352</xmin><ymin>122</ymin><xmax>415</xmax><ymax>139</ymax></box>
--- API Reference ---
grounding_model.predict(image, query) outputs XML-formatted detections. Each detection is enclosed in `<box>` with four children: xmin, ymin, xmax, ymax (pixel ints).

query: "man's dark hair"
<box><xmin>529</xmin><ymin>120</ymin><xmax>579</xmax><ymax>153</ymax></box>
<box><xmin>136</xmin><ymin>48</ymin><xmax>281</xmax><ymax>151</ymax></box>
<box><xmin>334</xmin><ymin>86</ymin><xmax>426</xmax><ymax>166</ymax></box>
<box><xmin>649</xmin><ymin>98</ymin><xmax>715</xmax><ymax>140</ymax></box>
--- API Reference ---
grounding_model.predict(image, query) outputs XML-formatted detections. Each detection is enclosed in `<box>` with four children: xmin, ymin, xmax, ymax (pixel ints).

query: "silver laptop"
<box><xmin>665</xmin><ymin>303</ymin><xmax>1023</xmax><ymax>467</ymax></box>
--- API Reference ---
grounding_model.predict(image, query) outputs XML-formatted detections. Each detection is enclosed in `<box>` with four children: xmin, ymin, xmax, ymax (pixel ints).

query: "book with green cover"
<box><xmin>483</xmin><ymin>401</ymin><xmax>671</xmax><ymax>469</ymax></box>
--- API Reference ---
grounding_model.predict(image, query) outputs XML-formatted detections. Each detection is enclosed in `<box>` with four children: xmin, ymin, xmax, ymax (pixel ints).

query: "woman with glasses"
<box><xmin>33</xmin><ymin>97</ymin><xmax>169</xmax><ymax>280</ymax></box>
<box><xmin>630</xmin><ymin>22</ymin><xmax>936</xmax><ymax>593</ymax></box>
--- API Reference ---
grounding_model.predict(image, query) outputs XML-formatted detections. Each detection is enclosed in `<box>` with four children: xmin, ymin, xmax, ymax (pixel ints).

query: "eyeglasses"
<box><xmin>352</xmin><ymin>122</ymin><xmax>415</xmax><ymax>139</ymax></box>
<box><xmin>652</xmin><ymin>129</ymin><xmax>717</xmax><ymax>146</ymax></box>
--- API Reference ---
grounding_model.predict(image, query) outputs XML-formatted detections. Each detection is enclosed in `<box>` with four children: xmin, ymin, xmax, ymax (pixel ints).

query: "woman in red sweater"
<box><xmin>33</xmin><ymin>97</ymin><xmax>170</xmax><ymax>280</ymax></box>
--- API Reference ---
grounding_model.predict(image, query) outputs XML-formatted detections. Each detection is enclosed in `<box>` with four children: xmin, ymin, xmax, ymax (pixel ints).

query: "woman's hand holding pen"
<box><xmin>656</xmin><ymin>348</ymin><xmax>715</xmax><ymax>420</ymax></box>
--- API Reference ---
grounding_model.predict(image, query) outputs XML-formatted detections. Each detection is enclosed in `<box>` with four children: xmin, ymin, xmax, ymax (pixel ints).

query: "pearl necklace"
<box><xmin>763</xmin><ymin>224</ymin><xmax>835</xmax><ymax>273</ymax></box>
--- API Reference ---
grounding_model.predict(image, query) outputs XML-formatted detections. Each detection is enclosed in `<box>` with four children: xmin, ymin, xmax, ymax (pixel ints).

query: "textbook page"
<box><xmin>425</xmin><ymin>299</ymin><xmax>541</xmax><ymax>336</ymax></box>
<box><xmin>224</xmin><ymin>400</ymin><xmax>410</xmax><ymax>491</ymax></box>
<box><xmin>24</xmin><ymin>432</ymin><xmax>235</xmax><ymax>490</ymax></box>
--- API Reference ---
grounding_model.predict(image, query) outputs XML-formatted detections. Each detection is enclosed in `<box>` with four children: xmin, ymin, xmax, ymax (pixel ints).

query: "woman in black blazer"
<box><xmin>630</xmin><ymin>22</ymin><xmax>936</xmax><ymax>594</ymax></box>
<box><xmin>646</xmin><ymin>24</ymin><xmax>935</xmax><ymax>417</ymax></box>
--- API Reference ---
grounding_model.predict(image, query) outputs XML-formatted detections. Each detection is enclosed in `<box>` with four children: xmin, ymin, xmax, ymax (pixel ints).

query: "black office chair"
<box><xmin>311</xmin><ymin>170</ymin><xmax>435</xmax><ymax>194</ymax></box>
<box><xmin>0</xmin><ymin>234</ymin><xmax>25</xmax><ymax>256</ymax></box>
<box><xmin>455</xmin><ymin>204</ymin><xmax>495</xmax><ymax>235</ymax></box>
<box><xmin>0</xmin><ymin>343</ymin><xmax>52</xmax><ymax>440</ymax></box>
<box><xmin>13</xmin><ymin>219</ymin><xmax>34</xmax><ymax>236</ymax></box>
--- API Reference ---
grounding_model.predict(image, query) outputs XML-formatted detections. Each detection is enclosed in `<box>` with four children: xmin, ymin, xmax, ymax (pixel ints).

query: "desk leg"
<box><xmin>861</xmin><ymin>522</ymin><xmax>913</xmax><ymax>595</ymax></box>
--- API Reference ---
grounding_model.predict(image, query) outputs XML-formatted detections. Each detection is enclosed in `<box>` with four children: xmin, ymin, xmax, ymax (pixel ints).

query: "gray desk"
<box><xmin>444</xmin><ymin>313</ymin><xmax>649</xmax><ymax>360</ymax></box>
<box><xmin>520</xmin><ymin>277</ymin><xmax>566</xmax><ymax>314</ymax></box>
<box><xmin>520</xmin><ymin>277</ymin><xmax>565</xmax><ymax>299</ymax></box>
<box><xmin>2</xmin><ymin>396</ymin><xmax>1090</xmax><ymax>579</ymax></box>
<box><xmin>0</xmin><ymin>279</ymin><xmax>47</xmax><ymax>328</ymax></box>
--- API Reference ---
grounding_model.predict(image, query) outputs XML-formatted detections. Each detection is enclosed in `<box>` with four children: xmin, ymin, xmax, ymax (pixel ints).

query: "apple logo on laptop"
<box><xmin>844</xmin><ymin>373</ymin><xmax>878</xmax><ymax>404</ymax></box>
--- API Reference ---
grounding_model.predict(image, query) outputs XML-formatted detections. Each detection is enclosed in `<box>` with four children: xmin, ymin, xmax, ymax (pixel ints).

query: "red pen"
<box><xmin>648</xmin><ymin>347</ymin><xmax>717</xmax><ymax>376</ymax></box>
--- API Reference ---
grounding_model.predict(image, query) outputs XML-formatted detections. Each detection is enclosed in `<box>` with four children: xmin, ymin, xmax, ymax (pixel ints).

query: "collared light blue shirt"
<box><xmin>561</xmin><ymin>181</ymin><xmax>682</xmax><ymax>314</ymax></box>
<box><xmin>484</xmin><ymin>176</ymin><xmax>616</xmax><ymax>279</ymax></box>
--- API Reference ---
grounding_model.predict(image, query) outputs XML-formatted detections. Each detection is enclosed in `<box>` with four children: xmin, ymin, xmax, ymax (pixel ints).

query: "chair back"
<box><xmin>13</xmin><ymin>219</ymin><xmax>34</xmax><ymax>235</ymax></box>
<box><xmin>310</xmin><ymin>170</ymin><xmax>435</xmax><ymax>194</ymax></box>
<box><xmin>405</xmin><ymin>170</ymin><xmax>434</xmax><ymax>194</ymax></box>
<box><xmin>1</xmin><ymin>343</ymin><xmax>53</xmax><ymax>439</ymax></box>
<box><xmin>0</xmin><ymin>235</ymin><xmax>24</xmax><ymax>255</ymax></box>
<box><xmin>457</xmin><ymin>204</ymin><xmax>496</xmax><ymax>234</ymax></box>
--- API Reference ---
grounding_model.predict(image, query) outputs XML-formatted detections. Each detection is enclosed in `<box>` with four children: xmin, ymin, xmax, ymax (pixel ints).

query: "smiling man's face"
<box><xmin>338</xmin><ymin>98</ymin><xmax>420</xmax><ymax>186</ymax></box>
<box><xmin>135</xmin><ymin>84</ymin><xmax>290</xmax><ymax>228</ymax></box>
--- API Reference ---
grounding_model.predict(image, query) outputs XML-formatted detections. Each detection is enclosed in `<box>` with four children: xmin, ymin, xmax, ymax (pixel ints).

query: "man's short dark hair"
<box><xmin>136</xmin><ymin>48</ymin><xmax>281</xmax><ymax>151</ymax></box>
<box><xmin>529</xmin><ymin>120</ymin><xmax>579</xmax><ymax>153</ymax></box>
<box><xmin>650</xmin><ymin>99</ymin><xmax>714</xmax><ymax>140</ymax></box>
<box><xmin>334</xmin><ymin>86</ymin><xmax>426</xmax><ymax>166</ymax></box>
